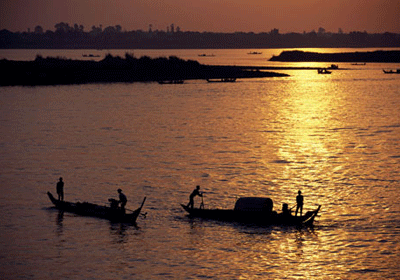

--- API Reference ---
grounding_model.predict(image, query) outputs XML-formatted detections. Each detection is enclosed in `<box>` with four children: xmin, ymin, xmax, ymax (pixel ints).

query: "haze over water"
<box><xmin>0</xmin><ymin>48</ymin><xmax>399</xmax><ymax>279</ymax></box>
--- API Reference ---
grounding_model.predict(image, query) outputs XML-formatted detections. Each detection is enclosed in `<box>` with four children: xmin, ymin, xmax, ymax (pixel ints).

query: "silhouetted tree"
<box><xmin>55</xmin><ymin>22</ymin><xmax>72</xmax><ymax>33</ymax></box>
<box><xmin>34</xmin><ymin>26</ymin><xmax>43</xmax><ymax>34</ymax></box>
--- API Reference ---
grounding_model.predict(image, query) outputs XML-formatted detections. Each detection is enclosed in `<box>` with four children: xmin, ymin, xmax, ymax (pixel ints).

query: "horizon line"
<box><xmin>2</xmin><ymin>23</ymin><xmax>399</xmax><ymax>35</ymax></box>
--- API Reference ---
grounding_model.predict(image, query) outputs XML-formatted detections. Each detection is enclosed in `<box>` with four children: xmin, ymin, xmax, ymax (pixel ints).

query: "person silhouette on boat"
<box><xmin>295</xmin><ymin>190</ymin><xmax>304</xmax><ymax>216</ymax></box>
<box><xmin>187</xmin><ymin>185</ymin><xmax>203</xmax><ymax>209</ymax></box>
<box><xmin>117</xmin><ymin>189</ymin><xmax>127</xmax><ymax>213</ymax></box>
<box><xmin>56</xmin><ymin>177</ymin><xmax>64</xmax><ymax>201</ymax></box>
<box><xmin>281</xmin><ymin>203</ymin><xmax>292</xmax><ymax>217</ymax></box>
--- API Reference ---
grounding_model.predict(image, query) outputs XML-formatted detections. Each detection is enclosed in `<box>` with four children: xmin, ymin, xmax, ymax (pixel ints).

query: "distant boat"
<box><xmin>383</xmin><ymin>69</ymin><xmax>400</xmax><ymax>74</ymax></box>
<box><xmin>247</xmin><ymin>51</ymin><xmax>262</xmax><ymax>55</ymax></box>
<box><xmin>158</xmin><ymin>80</ymin><xmax>184</xmax><ymax>84</ymax></box>
<box><xmin>82</xmin><ymin>54</ymin><xmax>101</xmax><ymax>58</ymax></box>
<box><xmin>318</xmin><ymin>68</ymin><xmax>331</xmax><ymax>74</ymax></box>
<box><xmin>206</xmin><ymin>78</ymin><xmax>236</xmax><ymax>83</ymax></box>
<box><xmin>351</xmin><ymin>63</ymin><xmax>366</xmax><ymax>65</ymax></box>
<box><xmin>198</xmin><ymin>54</ymin><xmax>215</xmax><ymax>57</ymax></box>
<box><xmin>328</xmin><ymin>64</ymin><xmax>339</xmax><ymax>69</ymax></box>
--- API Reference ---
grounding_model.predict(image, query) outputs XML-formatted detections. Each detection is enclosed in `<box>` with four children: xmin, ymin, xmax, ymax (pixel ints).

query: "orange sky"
<box><xmin>0</xmin><ymin>0</ymin><xmax>399</xmax><ymax>33</ymax></box>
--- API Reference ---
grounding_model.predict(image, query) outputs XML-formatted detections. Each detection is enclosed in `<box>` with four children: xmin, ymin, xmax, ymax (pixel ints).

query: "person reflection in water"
<box><xmin>56</xmin><ymin>177</ymin><xmax>64</xmax><ymax>201</ymax></box>
<box><xmin>118</xmin><ymin>189</ymin><xmax>127</xmax><ymax>213</ymax></box>
<box><xmin>295</xmin><ymin>190</ymin><xmax>304</xmax><ymax>216</ymax></box>
<box><xmin>187</xmin><ymin>185</ymin><xmax>202</xmax><ymax>209</ymax></box>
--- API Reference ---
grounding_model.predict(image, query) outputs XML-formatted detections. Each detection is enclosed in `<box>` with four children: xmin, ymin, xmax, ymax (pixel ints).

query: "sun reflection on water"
<box><xmin>270</xmin><ymin>72</ymin><xmax>341</xmax><ymax>184</ymax></box>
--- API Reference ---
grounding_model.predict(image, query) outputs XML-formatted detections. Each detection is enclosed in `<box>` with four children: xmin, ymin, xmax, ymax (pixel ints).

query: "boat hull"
<box><xmin>181</xmin><ymin>204</ymin><xmax>321</xmax><ymax>227</ymax></box>
<box><xmin>383</xmin><ymin>69</ymin><xmax>400</xmax><ymax>74</ymax></box>
<box><xmin>206</xmin><ymin>78</ymin><xmax>236</xmax><ymax>83</ymax></box>
<box><xmin>48</xmin><ymin>192</ymin><xmax>145</xmax><ymax>223</ymax></box>
<box><xmin>318</xmin><ymin>69</ymin><xmax>331</xmax><ymax>74</ymax></box>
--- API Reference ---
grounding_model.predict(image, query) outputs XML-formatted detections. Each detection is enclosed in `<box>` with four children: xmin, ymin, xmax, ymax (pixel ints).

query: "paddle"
<box><xmin>200</xmin><ymin>194</ymin><xmax>205</xmax><ymax>209</ymax></box>
<box><xmin>138</xmin><ymin>197</ymin><xmax>147</xmax><ymax>218</ymax></box>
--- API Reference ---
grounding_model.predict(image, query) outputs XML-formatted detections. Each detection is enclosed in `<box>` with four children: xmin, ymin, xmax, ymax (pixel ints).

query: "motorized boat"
<box><xmin>47</xmin><ymin>192</ymin><xmax>146</xmax><ymax>223</ymax></box>
<box><xmin>181</xmin><ymin>197</ymin><xmax>321</xmax><ymax>227</ymax></box>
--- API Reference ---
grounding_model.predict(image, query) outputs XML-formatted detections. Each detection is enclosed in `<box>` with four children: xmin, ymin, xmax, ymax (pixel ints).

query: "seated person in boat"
<box><xmin>187</xmin><ymin>185</ymin><xmax>203</xmax><ymax>209</ymax></box>
<box><xmin>118</xmin><ymin>189</ymin><xmax>127</xmax><ymax>212</ymax></box>
<box><xmin>281</xmin><ymin>203</ymin><xmax>292</xmax><ymax>217</ymax></box>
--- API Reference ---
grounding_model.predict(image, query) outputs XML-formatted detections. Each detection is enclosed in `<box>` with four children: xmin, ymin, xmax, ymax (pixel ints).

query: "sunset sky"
<box><xmin>0</xmin><ymin>0</ymin><xmax>399</xmax><ymax>33</ymax></box>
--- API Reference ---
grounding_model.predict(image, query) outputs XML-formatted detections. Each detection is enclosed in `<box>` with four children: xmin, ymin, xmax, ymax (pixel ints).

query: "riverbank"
<box><xmin>269</xmin><ymin>50</ymin><xmax>400</xmax><ymax>62</ymax></box>
<box><xmin>0</xmin><ymin>54</ymin><xmax>289</xmax><ymax>86</ymax></box>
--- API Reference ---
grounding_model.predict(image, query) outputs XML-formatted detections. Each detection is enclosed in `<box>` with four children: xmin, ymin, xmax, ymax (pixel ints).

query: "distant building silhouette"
<box><xmin>0</xmin><ymin>22</ymin><xmax>399</xmax><ymax>49</ymax></box>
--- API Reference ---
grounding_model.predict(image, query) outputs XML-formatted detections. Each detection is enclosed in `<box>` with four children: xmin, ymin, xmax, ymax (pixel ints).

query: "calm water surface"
<box><xmin>1</xmin><ymin>49</ymin><xmax>400</xmax><ymax>279</ymax></box>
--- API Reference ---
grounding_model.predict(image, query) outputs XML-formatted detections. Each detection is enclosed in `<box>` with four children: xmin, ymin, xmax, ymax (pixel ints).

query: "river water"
<box><xmin>0</xmin><ymin>48</ymin><xmax>399</xmax><ymax>279</ymax></box>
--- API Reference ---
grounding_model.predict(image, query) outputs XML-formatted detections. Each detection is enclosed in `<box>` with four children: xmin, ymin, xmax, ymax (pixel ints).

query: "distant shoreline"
<box><xmin>1</xmin><ymin>26</ymin><xmax>399</xmax><ymax>49</ymax></box>
<box><xmin>0</xmin><ymin>54</ymin><xmax>289</xmax><ymax>86</ymax></box>
<box><xmin>269</xmin><ymin>50</ymin><xmax>400</xmax><ymax>63</ymax></box>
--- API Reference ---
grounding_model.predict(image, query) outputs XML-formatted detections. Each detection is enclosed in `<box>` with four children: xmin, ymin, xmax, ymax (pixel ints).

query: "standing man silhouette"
<box><xmin>118</xmin><ymin>189</ymin><xmax>127</xmax><ymax>213</ymax></box>
<box><xmin>187</xmin><ymin>185</ymin><xmax>202</xmax><ymax>209</ymax></box>
<box><xmin>57</xmin><ymin>177</ymin><xmax>64</xmax><ymax>201</ymax></box>
<box><xmin>295</xmin><ymin>190</ymin><xmax>303</xmax><ymax>216</ymax></box>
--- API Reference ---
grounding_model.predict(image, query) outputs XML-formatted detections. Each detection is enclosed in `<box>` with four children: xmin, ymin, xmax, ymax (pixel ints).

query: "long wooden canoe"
<box><xmin>48</xmin><ymin>192</ymin><xmax>146</xmax><ymax>223</ymax></box>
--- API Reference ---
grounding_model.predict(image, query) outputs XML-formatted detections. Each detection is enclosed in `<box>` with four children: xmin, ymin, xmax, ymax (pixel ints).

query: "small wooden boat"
<box><xmin>206</xmin><ymin>78</ymin><xmax>236</xmax><ymax>83</ymax></box>
<box><xmin>181</xmin><ymin>197</ymin><xmax>321</xmax><ymax>227</ymax></box>
<box><xmin>47</xmin><ymin>192</ymin><xmax>146</xmax><ymax>223</ymax></box>
<box><xmin>247</xmin><ymin>51</ymin><xmax>262</xmax><ymax>55</ymax></box>
<box><xmin>82</xmin><ymin>54</ymin><xmax>101</xmax><ymax>58</ymax></box>
<box><xmin>158</xmin><ymin>80</ymin><xmax>184</xmax><ymax>84</ymax></box>
<box><xmin>318</xmin><ymin>68</ymin><xmax>331</xmax><ymax>74</ymax></box>
<box><xmin>383</xmin><ymin>69</ymin><xmax>400</xmax><ymax>74</ymax></box>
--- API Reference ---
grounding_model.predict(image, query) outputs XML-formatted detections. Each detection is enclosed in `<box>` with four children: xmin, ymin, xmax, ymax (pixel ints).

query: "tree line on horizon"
<box><xmin>1</xmin><ymin>22</ymin><xmax>399</xmax><ymax>49</ymax></box>
<box><xmin>0</xmin><ymin>52</ymin><xmax>289</xmax><ymax>86</ymax></box>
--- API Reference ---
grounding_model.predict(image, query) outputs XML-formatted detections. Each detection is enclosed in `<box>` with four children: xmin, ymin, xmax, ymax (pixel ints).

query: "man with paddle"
<box><xmin>187</xmin><ymin>185</ymin><xmax>203</xmax><ymax>209</ymax></box>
